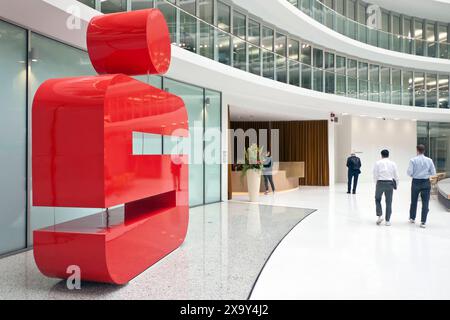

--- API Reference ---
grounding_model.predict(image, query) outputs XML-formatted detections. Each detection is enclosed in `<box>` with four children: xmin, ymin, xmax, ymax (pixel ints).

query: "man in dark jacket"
<box><xmin>347</xmin><ymin>152</ymin><xmax>362</xmax><ymax>194</ymax></box>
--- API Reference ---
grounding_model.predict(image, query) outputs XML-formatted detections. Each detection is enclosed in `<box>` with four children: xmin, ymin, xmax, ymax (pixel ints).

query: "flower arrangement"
<box><xmin>242</xmin><ymin>144</ymin><xmax>264</xmax><ymax>176</ymax></box>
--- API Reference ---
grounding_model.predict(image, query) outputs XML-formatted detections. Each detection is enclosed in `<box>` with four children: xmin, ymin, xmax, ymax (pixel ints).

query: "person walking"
<box><xmin>407</xmin><ymin>144</ymin><xmax>436</xmax><ymax>228</ymax></box>
<box><xmin>263</xmin><ymin>151</ymin><xmax>275</xmax><ymax>195</ymax></box>
<box><xmin>346</xmin><ymin>152</ymin><xmax>362</xmax><ymax>194</ymax></box>
<box><xmin>373</xmin><ymin>149</ymin><xmax>399</xmax><ymax>226</ymax></box>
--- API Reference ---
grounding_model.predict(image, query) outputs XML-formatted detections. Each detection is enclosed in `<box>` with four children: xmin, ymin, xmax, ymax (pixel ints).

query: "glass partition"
<box><xmin>29</xmin><ymin>33</ymin><xmax>97</xmax><ymax>242</ymax></box>
<box><xmin>439</xmin><ymin>75</ymin><xmax>449</xmax><ymax>108</ymax></box>
<box><xmin>325</xmin><ymin>52</ymin><xmax>335</xmax><ymax>94</ymax></box>
<box><xmin>369</xmin><ymin>64</ymin><xmax>380</xmax><ymax>102</ymax></box>
<box><xmin>358</xmin><ymin>62</ymin><xmax>368</xmax><ymax>100</ymax></box>
<box><xmin>415</xmin><ymin>72</ymin><xmax>425</xmax><ymax>107</ymax></box>
<box><xmin>101</xmin><ymin>0</ymin><xmax>127</xmax><ymax>13</ymax></box>
<box><xmin>418</xmin><ymin>122</ymin><xmax>450</xmax><ymax>176</ymax></box>
<box><xmin>391</xmin><ymin>68</ymin><xmax>401</xmax><ymax>104</ymax></box>
<box><xmin>163</xmin><ymin>79</ymin><xmax>222</xmax><ymax>206</ymax></box>
<box><xmin>426</xmin><ymin>73</ymin><xmax>438</xmax><ymax>108</ymax></box>
<box><xmin>204</xmin><ymin>90</ymin><xmax>222</xmax><ymax>204</ymax></box>
<box><xmin>336</xmin><ymin>55</ymin><xmax>346</xmax><ymax>96</ymax></box>
<box><xmin>233</xmin><ymin>11</ymin><xmax>247</xmax><ymax>71</ymax></box>
<box><xmin>164</xmin><ymin>79</ymin><xmax>204</xmax><ymax>207</ymax></box>
<box><xmin>0</xmin><ymin>20</ymin><xmax>27</xmax><ymax>255</ymax></box>
<box><xmin>76</xmin><ymin>0</ymin><xmax>450</xmax><ymax>110</ymax></box>
<box><xmin>380</xmin><ymin>66</ymin><xmax>390</xmax><ymax>103</ymax></box>
<box><xmin>288</xmin><ymin>39</ymin><xmax>300</xmax><ymax>86</ymax></box>
<box><xmin>403</xmin><ymin>71</ymin><xmax>414</xmax><ymax>106</ymax></box>
<box><xmin>131</xmin><ymin>0</ymin><xmax>153</xmax><ymax>10</ymax></box>
<box><xmin>284</xmin><ymin>0</ymin><xmax>450</xmax><ymax>61</ymax></box>
<box><xmin>313</xmin><ymin>48</ymin><xmax>323</xmax><ymax>92</ymax></box>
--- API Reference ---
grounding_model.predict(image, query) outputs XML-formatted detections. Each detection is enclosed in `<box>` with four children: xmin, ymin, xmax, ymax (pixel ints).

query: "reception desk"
<box><xmin>231</xmin><ymin>162</ymin><xmax>305</xmax><ymax>193</ymax></box>
<box><xmin>437</xmin><ymin>178</ymin><xmax>450</xmax><ymax>211</ymax></box>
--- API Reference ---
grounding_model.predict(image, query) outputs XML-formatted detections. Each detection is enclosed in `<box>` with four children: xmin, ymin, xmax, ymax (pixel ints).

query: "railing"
<box><xmin>286</xmin><ymin>0</ymin><xmax>450</xmax><ymax>60</ymax></box>
<box><xmin>77</xmin><ymin>0</ymin><xmax>450</xmax><ymax>109</ymax></box>
<box><xmin>156</xmin><ymin>0</ymin><xmax>445</xmax><ymax>108</ymax></box>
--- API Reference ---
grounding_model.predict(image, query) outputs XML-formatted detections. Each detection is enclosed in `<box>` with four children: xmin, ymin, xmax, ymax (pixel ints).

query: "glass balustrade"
<box><xmin>75</xmin><ymin>0</ymin><xmax>450</xmax><ymax>110</ymax></box>
<box><xmin>287</xmin><ymin>0</ymin><xmax>450</xmax><ymax>60</ymax></box>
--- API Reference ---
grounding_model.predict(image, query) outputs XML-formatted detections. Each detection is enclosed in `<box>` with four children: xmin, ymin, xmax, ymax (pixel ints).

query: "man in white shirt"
<box><xmin>373</xmin><ymin>149</ymin><xmax>400</xmax><ymax>226</ymax></box>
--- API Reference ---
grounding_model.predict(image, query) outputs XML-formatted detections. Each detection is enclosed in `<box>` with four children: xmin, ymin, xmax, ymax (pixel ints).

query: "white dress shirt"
<box><xmin>373</xmin><ymin>158</ymin><xmax>400</xmax><ymax>184</ymax></box>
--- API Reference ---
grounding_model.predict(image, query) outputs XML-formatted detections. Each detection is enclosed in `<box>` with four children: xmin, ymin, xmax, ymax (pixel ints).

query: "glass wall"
<box><xmin>418</xmin><ymin>122</ymin><xmax>450</xmax><ymax>176</ymax></box>
<box><xmin>284</xmin><ymin>0</ymin><xmax>450</xmax><ymax>60</ymax></box>
<box><xmin>101</xmin><ymin>0</ymin><xmax>127</xmax><ymax>13</ymax></box>
<box><xmin>414</xmin><ymin>72</ymin><xmax>425</xmax><ymax>107</ymax></box>
<box><xmin>217</xmin><ymin>1</ymin><xmax>231</xmax><ymax>65</ymax></box>
<box><xmin>380</xmin><ymin>66</ymin><xmax>390</xmax><ymax>103</ymax></box>
<box><xmin>439</xmin><ymin>75</ymin><xmax>449</xmax><ymax>108</ymax></box>
<box><xmin>162</xmin><ymin>79</ymin><xmax>222</xmax><ymax>206</ymax></box>
<box><xmin>0</xmin><ymin>16</ymin><xmax>223</xmax><ymax>256</ymax></box>
<box><xmin>262</xmin><ymin>26</ymin><xmax>275</xmax><ymax>79</ymax></box>
<box><xmin>358</xmin><ymin>62</ymin><xmax>368</xmax><ymax>100</ymax></box>
<box><xmin>131</xmin><ymin>0</ymin><xmax>154</xmax><ymax>10</ymax></box>
<box><xmin>426</xmin><ymin>73</ymin><xmax>438</xmax><ymax>108</ymax></box>
<box><xmin>301</xmin><ymin>44</ymin><xmax>312</xmax><ymax>89</ymax></box>
<box><xmin>0</xmin><ymin>20</ymin><xmax>27</xmax><ymax>255</ymax></box>
<box><xmin>313</xmin><ymin>48</ymin><xmax>323</xmax><ymax>92</ymax></box>
<box><xmin>369</xmin><ymin>64</ymin><xmax>380</xmax><ymax>102</ymax></box>
<box><xmin>75</xmin><ymin>0</ymin><xmax>450</xmax><ymax>110</ymax></box>
<box><xmin>29</xmin><ymin>33</ymin><xmax>98</xmax><ymax>240</ymax></box>
<box><xmin>233</xmin><ymin>10</ymin><xmax>247</xmax><ymax>71</ymax></box>
<box><xmin>164</xmin><ymin>79</ymin><xmax>204</xmax><ymax>206</ymax></box>
<box><xmin>335</xmin><ymin>55</ymin><xmax>346</xmax><ymax>96</ymax></box>
<box><xmin>325</xmin><ymin>52</ymin><xmax>335</xmax><ymax>94</ymax></box>
<box><xmin>204</xmin><ymin>90</ymin><xmax>222</xmax><ymax>204</ymax></box>
<box><xmin>347</xmin><ymin>58</ymin><xmax>357</xmax><ymax>98</ymax></box>
<box><xmin>391</xmin><ymin>68</ymin><xmax>401</xmax><ymax>104</ymax></box>
<box><xmin>288</xmin><ymin>39</ymin><xmax>300</xmax><ymax>86</ymax></box>
<box><xmin>275</xmin><ymin>33</ymin><xmax>287</xmax><ymax>83</ymax></box>
<box><xmin>248</xmin><ymin>19</ymin><xmax>261</xmax><ymax>76</ymax></box>
<box><xmin>403</xmin><ymin>71</ymin><xmax>414</xmax><ymax>106</ymax></box>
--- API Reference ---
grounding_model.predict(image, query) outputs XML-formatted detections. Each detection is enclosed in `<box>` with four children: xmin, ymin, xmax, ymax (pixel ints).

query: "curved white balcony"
<box><xmin>233</xmin><ymin>0</ymin><xmax>450</xmax><ymax>73</ymax></box>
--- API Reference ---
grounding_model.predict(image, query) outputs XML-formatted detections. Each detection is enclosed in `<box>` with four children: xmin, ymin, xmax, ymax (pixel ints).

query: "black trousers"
<box><xmin>410</xmin><ymin>179</ymin><xmax>431</xmax><ymax>224</ymax></box>
<box><xmin>263</xmin><ymin>175</ymin><xmax>275</xmax><ymax>192</ymax></box>
<box><xmin>375</xmin><ymin>180</ymin><xmax>394</xmax><ymax>222</ymax></box>
<box><xmin>347</xmin><ymin>171</ymin><xmax>360</xmax><ymax>193</ymax></box>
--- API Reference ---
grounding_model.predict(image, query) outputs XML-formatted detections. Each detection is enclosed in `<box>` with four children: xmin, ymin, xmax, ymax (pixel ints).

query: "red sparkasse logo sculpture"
<box><xmin>32</xmin><ymin>9</ymin><xmax>189</xmax><ymax>284</ymax></box>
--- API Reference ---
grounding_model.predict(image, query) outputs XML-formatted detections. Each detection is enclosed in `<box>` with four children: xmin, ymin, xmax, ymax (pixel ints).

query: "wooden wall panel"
<box><xmin>230</xmin><ymin>120</ymin><xmax>329</xmax><ymax>186</ymax></box>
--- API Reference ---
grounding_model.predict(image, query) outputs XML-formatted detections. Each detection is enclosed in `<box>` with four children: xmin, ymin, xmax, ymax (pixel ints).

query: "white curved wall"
<box><xmin>232</xmin><ymin>0</ymin><xmax>450</xmax><ymax>73</ymax></box>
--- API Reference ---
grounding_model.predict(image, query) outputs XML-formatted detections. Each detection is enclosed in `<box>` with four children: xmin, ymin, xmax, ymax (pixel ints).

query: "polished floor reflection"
<box><xmin>0</xmin><ymin>202</ymin><xmax>314</xmax><ymax>300</ymax></box>
<box><xmin>246</xmin><ymin>183</ymin><xmax>450</xmax><ymax>300</ymax></box>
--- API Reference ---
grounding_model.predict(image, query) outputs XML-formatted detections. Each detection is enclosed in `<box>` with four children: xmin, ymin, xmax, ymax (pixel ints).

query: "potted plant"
<box><xmin>242</xmin><ymin>144</ymin><xmax>264</xmax><ymax>202</ymax></box>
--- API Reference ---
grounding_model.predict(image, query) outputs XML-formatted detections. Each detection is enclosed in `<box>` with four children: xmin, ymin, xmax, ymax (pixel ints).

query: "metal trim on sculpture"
<box><xmin>32</xmin><ymin>9</ymin><xmax>189</xmax><ymax>285</ymax></box>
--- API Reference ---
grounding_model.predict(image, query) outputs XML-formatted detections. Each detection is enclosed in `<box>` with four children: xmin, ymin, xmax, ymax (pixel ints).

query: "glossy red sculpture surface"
<box><xmin>32</xmin><ymin>9</ymin><xmax>189</xmax><ymax>284</ymax></box>
<box><xmin>32</xmin><ymin>75</ymin><xmax>188</xmax><ymax>208</ymax></box>
<box><xmin>87</xmin><ymin>9</ymin><xmax>171</xmax><ymax>76</ymax></box>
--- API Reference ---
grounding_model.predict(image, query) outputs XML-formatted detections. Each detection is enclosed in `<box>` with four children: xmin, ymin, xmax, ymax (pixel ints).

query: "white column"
<box><xmin>328</xmin><ymin>118</ymin><xmax>336</xmax><ymax>186</ymax></box>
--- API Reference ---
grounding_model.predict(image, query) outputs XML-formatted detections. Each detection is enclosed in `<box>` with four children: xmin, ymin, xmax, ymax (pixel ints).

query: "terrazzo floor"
<box><xmin>0</xmin><ymin>201</ymin><xmax>314</xmax><ymax>300</ymax></box>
